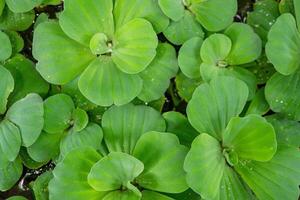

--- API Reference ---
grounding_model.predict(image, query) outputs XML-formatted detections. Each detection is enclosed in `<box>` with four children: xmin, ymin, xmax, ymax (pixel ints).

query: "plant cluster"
<box><xmin>0</xmin><ymin>0</ymin><xmax>300</xmax><ymax>199</ymax></box>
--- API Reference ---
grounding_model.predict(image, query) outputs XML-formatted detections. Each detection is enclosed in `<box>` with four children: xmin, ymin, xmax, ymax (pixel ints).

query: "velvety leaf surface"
<box><xmin>78</xmin><ymin>58</ymin><xmax>142</xmax><ymax>106</ymax></box>
<box><xmin>88</xmin><ymin>152</ymin><xmax>143</xmax><ymax>194</ymax></box>
<box><xmin>102</xmin><ymin>190</ymin><xmax>140</xmax><ymax>200</ymax></box>
<box><xmin>49</xmin><ymin>148</ymin><xmax>106</xmax><ymax>200</ymax></box>
<box><xmin>133</xmin><ymin>131</ymin><xmax>188</xmax><ymax>193</ymax></box>
<box><xmin>138</xmin><ymin>43</ymin><xmax>178</xmax><ymax>102</ymax></box>
<box><xmin>189</xmin><ymin>0</ymin><xmax>237</xmax><ymax>31</ymax></box>
<box><xmin>163</xmin><ymin>11</ymin><xmax>204</xmax><ymax>45</ymax></box>
<box><xmin>31</xmin><ymin>171</ymin><xmax>53</xmax><ymax>200</ymax></box>
<box><xmin>0</xmin><ymin>8</ymin><xmax>35</xmax><ymax>31</ymax></box>
<box><xmin>112</xmin><ymin>18</ymin><xmax>157</xmax><ymax>74</ymax></box>
<box><xmin>60</xmin><ymin>0</ymin><xmax>114</xmax><ymax>46</ymax></box>
<box><xmin>6</xmin><ymin>93</ymin><xmax>44</xmax><ymax>147</ymax></box>
<box><xmin>235</xmin><ymin>145</ymin><xmax>300</xmax><ymax>200</ymax></box>
<box><xmin>4</xmin><ymin>30</ymin><xmax>24</xmax><ymax>55</ymax></box>
<box><xmin>0</xmin><ymin>119</ymin><xmax>21</xmax><ymax>161</ymax></box>
<box><xmin>266</xmin><ymin>13</ymin><xmax>300</xmax><ymax>75</ymax></box>
<box><xmin>0</xmin><ymin>156</ymin><xmax>22</xmax><ymax>192</ymax></box>
<box><xmin>142</xmin><ymin>191</ymin><xmax>174</xmax><ymax>200</ymax></box>
<box><xmin>102</xmin><ymin>104</ymin><xmax>165</xmax><ymax>154</ymax></box>
<box><xmin>245</xmin><ymin>88</ymin><xmax>269</xmax><ymax>115</ymax></box>
<box><xmin>223</xmin><ymin>115</ymin><xmax>277</xmax><ymax>162</ymax></box>
<box><xmin>59</xmin><ymin>123</ymin><xmax>103</xmax><ymax>159</ymax></box>
<box><xmin>184</xmin><ymin>133</ymin><xmax>225</xmax><ymax>199</ymax></box>
<box><xmin>0</xmin><ymin>31</ymin><xmax>12</xmax><ymax>61</ymax></box>
<box><xmin>187</xmin><ymin>76</ymin><xmax>248</xmax><ymax>140</ymax></box>
<box><xmin>158</xmin><ymin>0</ymin><xmax>184</xmax><ymax>21</ymax></box>
<box><xmin>6</xmin><ymin>0</ymin><xmax>42</xmax><ymax>13</ymax></box>
<box><xmin>178</xmin><ymin>37</ymin><xmax>203</xmax><ymax>79</ymax></box>
<box><xmin>33</xmin><ymin>21</ymin><xmax>95</xmax><ymax>84</ymax></box>
<box><xmin>43</xmin><ymin>94</ymin><xmax>74</xmax><ymax>134</ymax></box>
<box><xmin>72</xmin><ymin>108</ymin><xmax>89</xmax><ymax>132</ymax></box>
<box><xmin>265</xmin><ymin>70</ymin><xmax>300</xmax><ymax>120</ymax></box>
<box><xmin>0</xmin><ymin>65</ymin><xmax>14</xmax><ymax>114</ymax></box>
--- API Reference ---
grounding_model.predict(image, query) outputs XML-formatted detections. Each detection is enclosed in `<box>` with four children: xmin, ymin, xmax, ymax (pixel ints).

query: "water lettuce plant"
<box><xmin>1</xmin><ymin>0</ymin><xmax>300</xmax><ymax>199</ymax></box>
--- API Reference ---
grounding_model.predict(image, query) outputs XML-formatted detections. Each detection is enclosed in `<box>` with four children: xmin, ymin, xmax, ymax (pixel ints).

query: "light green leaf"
<box><xmin>112</xmin><ymin>18</ymin><xmax>157</xmax><ymax>74</ymax></box>
<box><xmin>163</xmin><ymin>11</ymin><xmax>204</xmax><ymax>45</ymax></box>
<box><xmin>0</xmin><ymin>119</ymin><xmax>21</xmax><ymax>161</ymax></box>
<box><xmin>102</xmin><ymin>103</ymin><xmax>165</xmax><ymax>154</ymax></box>
<box><xmin>0</xmin><ymin>31</ymin><xmax>12</xmax><ymax>61</ymax></box>
<box><xmin>246</xmin><ymin>88</ymin><xmax>269</xmax><ymax>115</ymax></box>
<box><xmin>189</xmin><ymin>0</ymin><xmax>237</xmax><ymax>31</ymax></box>
<box><xmin>103</xmin><ymin>190</ymin><xmax>140</xmax><ymax>200</ymax></box>
<box><xmin>49</xmin><ymin>148</ymin><xmax>106</xmax><ymax>200</ymax></box>
<box><xmin>6</xmin><ymin>93</ymin><xmax>44</xmax><ymax>147</ymax></box>
<box><xmin>31</xmin><ymin>171</ymin><xmax>53</xmax><ymax>200</ymax></box>
<box><xmin>59</xmin><ymin>0</ymin><xmax>114</xmax><ymax>46</ymax></box>
<box><xmin>33</xmin><ymin>21</ymin><xmax>95</xmax><ymax>84</ymax></box>
<box><xmin>138</xmin><ymin>43</ymin><xmax>178</xmax><ymax>102</ymax></box>
<box><xmin>43</xmin><ymin>94</ymin><xmax>75</xmax><ymax>134</ymax></box>
<box><xmin>0</xmin><ymin>8</ymin><xmax>35</xmax><ymax>31</ymax></box>
<box><xmin>184</xmin><ymin>133</ymin><xmax>225</xmax><ymax>199</ymax></box>
<box><xmin>6</xmin><ymin>0</ymin><xmax>42</xmax><ymax>13</ymax></box>
<box><xmin>60</xmin><ymin>123</ymin><xmax>103</xmax><ymax>159</ymax></box>
<box><xmin>0</xmin><ymin>65</ymin><xmax>14</xmax><ymax>114</ymax></box>
<box><xmin>265</xmin><ymin>70</ymin><xmax>300</xmax><ymax>120</ymax></box>
<box><xmin>163</xmin><ymin>111</ymin><xmax>199</xmax><ymax>147</ymax></box>
<box><xmin>27</xmin><ymin>131</ymin><xmax>62</xmax><ymax>162</ymax></box>
<box><xmin>72</xmin><ymin>108</ymin><xmax>89</xmax><ymax>132</ymax></box>
<box><xmin>133</xmin><ymin>131</ymin><xmax>188</xmax><ymax>193</ymax></box>
<box><xmin>225</xmin><ymin>23</ymin><xmax>262</xmax><ymax>65</ymax></box>
<box><xmin>223</xmin><ymin>115</ymin><xmax>277</xmax><ymax>162</ymax></box>
<box><xmin>88</xmin><ymin>152</ymin><xmax>143</xmax><ymax>194</ymax></box>
<box><xmin>6</xmin><ymin>196</ymin><xmax>27</xmax><ymax>200</ymax></box>
<box><xmin>4</xmin><ymin>31</ymin><xmax>24</xmax><ymax>55</ymax></box>
<box><xmin>158</xmin><ymin>0</ymin><xmax>185</xmax><ymax>21</ymax></box>
<box><xmin>4</xmin><ymin>54</ymin><xmax>49</xmax><ymax>104</ymax></box>
<box><xmin>187</xmin><ymin>76</ymin><xmax>248</xmax><ymax>140</ymax></box>
<box><xmin>142</xmin><ymin>190</ymin><xmax>174</xmax><ymax>200</ymax></box>
<box><xmin>0</xmin><ymin>156</ymin><xmax>22</xmax><ymax>192</ymax></box>
<box><xmin>113</xmin><ymin>0</ymin><xmax>169</xmax><ymax>33</ymax></box>
<box><xmin>0</xmin><ymin>0</ymin><xmax>4</xmax><ymax>15</ymax></box>
<box><xmin>266</xmin><ymin>13</ymin><xmax>300</xmax><ymax>75</ymax></box>
<box><xmin>19</xmin><ymin>147</ymin><xmax>46</xmax><ymax>169</ymax></box>
<box><xmin>235</xmin><ymin>145</ymin><xmax>300</xmax><ymax>200</ymax></box>
<box><xmin>78</xmin><ymin>58</ymin><xmax>142</xmax><ymax>106</ymax></box>
<box><xmin>178</xmin><ymin>37</ymin><xmax>203</xmax><ymax>79</ymax></box>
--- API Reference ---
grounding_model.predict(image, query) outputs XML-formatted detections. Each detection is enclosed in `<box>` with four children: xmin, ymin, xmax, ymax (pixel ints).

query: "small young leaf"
<box><xmin>0</xmin><ymin>31</ymin><xmax>12</xmax><ymax>61</ymax></box>
<box><xmin>0</xmin><ymin>65</ymin><xmax>14</xmax><ymax>114</ymax></box>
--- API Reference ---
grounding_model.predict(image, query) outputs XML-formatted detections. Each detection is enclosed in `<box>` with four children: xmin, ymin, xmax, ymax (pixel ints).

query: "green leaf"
<box><xmin>112</xmin><ymin>18</ymin><xmax>158</xmax><ymax>74</ymax></box>
<box><xmin>6</xmin><ymin>93</ymin><xmax>44</xmax><ymax>147</ymax></box>
<box><xmin>0</xmin><ymin>31</ymin><xmax>12</xmax><ymax>61</ymax></box>
<box><xmin>4</xmin><ymin>54</ymin><xmax>49</xmax><ymax>104</ymax></box>
<box><xmin>247</xmin><ymin>0</ymin><xmax>280</xmax><ymax>44</ymax></box>
<box><xmin>158</xmin><ymin>0</ymin><xmax>185</xmax><ymax>21</ymax></box>
<box><xmin>49</xmin><ymin>148</ymin><xmax>106</xmax><ymax>200</ymax></box>
<box><xmin>19</xmin><ymin>147</ymin><xmax>46</xmax><ymax>169</ymax></box>
<box><xmin>163</xmin><ymin>11</ymin><xmax>204</xmax><ymax>45</ymax></box>
<box><xmin>0</xmin><ymin>65</ymin><xmax>14</xmax><ymax>114</ymax></box>
<box><xmin>189</xmin><ymin>0</ymin><xmax>237</xmax><ymax>31</ymax></box>
<box><xmin>102</xmin><ymin>190</ymin><xmax>140</xmax><ymax>200</ymax></box>
<box><xmin>6</xmin><ymin>0</ymin><xmax>42</xmax><ymax>13</ymax></box>
<box><xmin>0</xmin><ymin>0</ymin><xmax>4</xmax><ymax>15</ymax></box>
<box><xmin>60</xmin><ymin>123</ymin><xmax>103</xmax><ymax>159</ymax></box>
<box><xmin>88</xmin><ymin>152</ymin><xmax>143</xmax><ymax>194</ymax></box>
<box><xmin>133</xmin><ymin>131</ymin><xmax>188</xmax><ymax>193</ymax></box>
<box><xmin>72</xmin><ymin>108</ymin><xmax>89</xmax><ymax>132</ymax></box>
<box><xmin>246</xmin><ymin>88</ymin><xmax>269</xmax><ymax>115</ymax></box>
<box><xmin>27</xmin><ymin>131</ymin><xmax>62</xmax><ymax>162</ymax></box>
<box><xmin>178</xmin><ymin>37</ymin><xmax>203</xmax><ymax>79</ymax></box>
<box><xmin>184</xmin><ymin>133</ymin><xmax>225</xmax><ymax>199</ymax></box>
<box><xmin>0</xmin><ymin>7</ymin><xmax>35</xmax><ymax>31</ymax></box>
<box><xmin>266</xmin><ymin>13</ymin><xmax>300</xmax><ymax>75</ymax></box>
<box><xmin>0</xmin><ymin>156</ymin><xmax>22</xmax><ymax>191</ymax></box>
<box><xmin>4</xmin><ymin>31</ymin><xmax>24</xmax><ymax>55</ymax></box>
<box><xmin>0</xmin><ymin>119</ymin><xmax>21</xmax><ymax>161</ymax></box>
<box><xmin>266</xmin><ymin>114</ymin><xmax>300</xmax><ymax>147</ymax></box>
<box><xmin>265</xmin><ymin>70</ymin><xmax>300</xmax><ymax>120</ymax></box>
<box><xmin>163</xmin><ymin>111</ymin><xmax>199</xmax><ymax>147</ymax></box>
<box><xmin>33</xmin><ymin>21</ymin><xmax>95</xmax><ymax>84</ymax></box>
<box><xmin>138</xmin><ymin>43</ymin><xmax>178</xmax><ymax>102</ymax></box>
<box><xmin>142</xmin><ymin>190</ymin><xmax>174</xmax><ymax>200</ymax></box>
<box><xmin>113</xmin><ymin>0</ymin><xmax>169</xmax><ymax>33</ymax></box>
<box><xmin>225</xmin><ymin>23</ymin><xmax>262</xmax><ymax>65</ymax></box>
<box><xmin>59</xmin><ymin>0</ymin><xmax>114</xmax><ymax>46</ymax></box>
<box><xmin>294</xmin><ymin>0</ymin><xmax>300</xmax><ymax>30</ymax></box>
<box><xmin>223</xmin><ymin>115</ymin><xmax>277</xmax><ymax>162</ymax></box>
<box><xmin>6</xmin><ymin>196</ymin><xmax>27</xmax><ymax>200</ymax></box>
<box><xmin>31</xmin><ymin>171</ymin><xmax>53</xmax><ymax>200</ymax></box>
<box><xmin>102</xmin><ymin>103</ymin><xmax>165</xmax><ymax>154</ymax></box>
<box><xmin>235</xmin><ymin>145</ymin><xmax>300</xmax><ymax>200</ymax></box>
<box><xmin>78</xmin><ymin>58</ymin><xmax>142</xmax><ymax>106</ymax></box>
<box><xmin>187</xmin><ymin>76</ymin><xmax>248</xmax><ymax>140</ymax></box>
<box><xmin>43</xmin><ymin>94</ymin><xmax>75</xmax><ymax>134</ymax></box>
